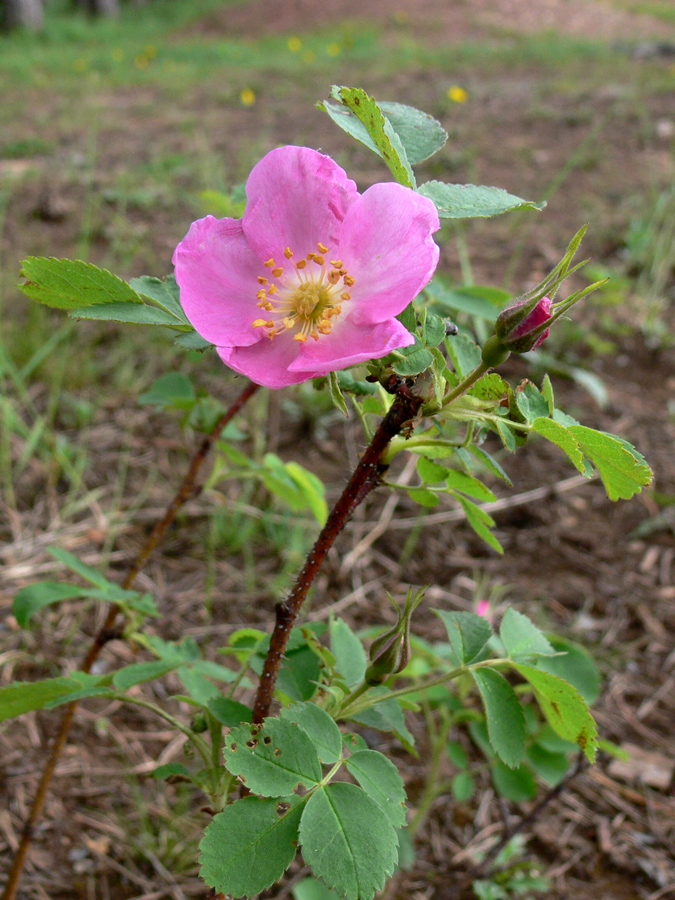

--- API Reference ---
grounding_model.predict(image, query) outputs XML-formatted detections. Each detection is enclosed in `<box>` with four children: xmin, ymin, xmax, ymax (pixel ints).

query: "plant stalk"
<box><xmin>251</xmin><ymin>385</ymin><xmax>423</xmax><ymax>724</ymax></box>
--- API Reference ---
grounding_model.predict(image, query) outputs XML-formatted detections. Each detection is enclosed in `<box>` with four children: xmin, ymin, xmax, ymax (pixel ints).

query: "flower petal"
<box><xmin>218</xmin><ymin>334</ymin><xmax>314</xmax><ymax>388</ymax></box>
<box><xmin>338</xmin><ymin>182</ymin><xmax>440</xmax><ymax>324</ymax></box>
<box><xmin>242</xmin><ymin>146</ymin><xmax>359</xmax><ymax>264</ymax></box>
<box><xmin>288</xmin><ymin>317</ymin><xmax>414</xmax><ymax>374</ymax></box>
<box><xmin>173</xmin><ymin>215</ymin><xmax>264</xmax><ymax>347</ymax></box>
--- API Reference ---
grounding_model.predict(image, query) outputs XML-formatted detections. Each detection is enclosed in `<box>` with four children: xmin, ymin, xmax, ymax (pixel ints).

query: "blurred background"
<box><xmin>1</xmin><ymin>1</ymin><xmax>675</xmax><ymax>898</ymax></box>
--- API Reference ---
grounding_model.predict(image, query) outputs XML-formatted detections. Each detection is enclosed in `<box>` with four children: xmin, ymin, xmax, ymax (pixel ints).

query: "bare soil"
<box><xmin>2</xmin><ymin>1</ymin><xmax>675</xmax><ymax>899</ymax></box>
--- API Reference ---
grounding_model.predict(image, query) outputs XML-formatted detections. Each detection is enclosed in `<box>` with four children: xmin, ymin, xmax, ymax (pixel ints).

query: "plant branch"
<box><xmin>1</xmin><ymin>379</ymin><xmax>259</xmax><ymax>900</ymax></box>
<box><xmin>251</xmin><ymin>385</ymin><xmax>423</xmax><ymax>724</ymax></box>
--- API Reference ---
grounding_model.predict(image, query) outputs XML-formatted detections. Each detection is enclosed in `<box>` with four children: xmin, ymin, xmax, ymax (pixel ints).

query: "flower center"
<box><xmin>251</xmin><ymin>241</ymin><xmax>354</xmax><ymax>343</ymax></box>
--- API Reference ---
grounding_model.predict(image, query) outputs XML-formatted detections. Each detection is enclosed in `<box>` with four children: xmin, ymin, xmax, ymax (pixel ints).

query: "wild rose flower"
<box><xmin>172</xmin><ymin>146</ymin><xmax>440</xmax><ymax>389</ymax></box>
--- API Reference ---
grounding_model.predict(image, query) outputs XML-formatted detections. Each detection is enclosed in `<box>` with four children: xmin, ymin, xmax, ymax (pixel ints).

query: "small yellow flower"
<box><xmin>327</xmin><ymin>42</ymin><xmax>341</xmax><ymax>57</ymax></box>
<box><xmin>111</xmin><ymin>48</ymin><xmax>124</xmax><ymax>62</ymax></box>
<box><xmin>447</xmin><ymin>85</ymin><xmax>468</xmax><ymax>103</ymax></box>
<box><xmin>73</xmin><ymin>58</ymin><xmax>87</xmax><ymax>72</ymax></box>
<box><xmin>240</xmin><ymin>88</ymin><xmax>256</xmax><ymax>107</ymax></box>
<box><xmin>302</xmin><ymin>49</ymin><xmax>316</xmax><ymax>64</ymax></box>
<box><xmin>288</xmin><ymin>36</ymin><xmax>302</xmax><ymax>53</ymax></box>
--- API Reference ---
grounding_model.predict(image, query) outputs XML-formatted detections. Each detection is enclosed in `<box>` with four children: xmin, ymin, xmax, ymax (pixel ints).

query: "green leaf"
<box><xmin>46</xmin><ymin>546</ymin><xmax>110</xmax><ymax>587</ymax></box>
<box><xmin>417</xmin><ymin>182</ymin><xmax>545</xmax><ymax>219</ymax></box>
<box><xmin>344</xmin><ymin>750</ymin><xmax>407</xmax><ymax>828</ymax></box>
<box><xmin>174</xmin><ymin>331</ymin><xmax>213</xmax><ymax>351</ymax></box>
<box><xmin>455</xmin><ymin>495</ymin><xmax>503</xmax><ymax>553</ymax></box>
<box><xmin>129</xmin><ymin>274</ymin><xmax>188</xmax><ymax>323</ymax></box>
<box><xmin>468</xmin><ymin>446</ymin><xmax>513</xmax><ymax>486</ymax></box>
<box><xmin>471</xmin><ymin>668</ymin><xmax>526</xmax><ymax>768</ymax></box>
<box><xmin>13</xmin><ymin>582</ymin><xmax>91</xmax><ymax>628</ymax></box>
<box><xmin>152</xmin><ymin>762</ymin><xmax>190</xmax><ymax>779</ymax></box>
<box><xmin>417</xmin><ymin>457</ymin><xmax>450</xmax><ymax>484</ymax></box>
<box><xmin>409</xmin><ymin>487</ymin><xmax>439</xmax><ymax>508</ymax></box>
<box><xmin>494</xmin><ymin>418</ymin><xmax>517</xmax><ymax>451</ymax></box>
<box><xmin>514</xmin><ymin>382</ymin><xmax>550</xmax><ymax>423</ymax></box>
<box><xmin>0</xmin><ymin>674</ymin><xmax>105</xmax><ymax>722</ymax></box>
<box><xmin>421</xmin><ymin>310</ymin><xmax>446</xmax><ymax>348</ymax></box>
<box><xmin>500</xmin><ymin>609</ymin><xmax>554</xmax><ymax>660</ymax></box>
<box><xmin>526</xmin><ymin>744</ymin><xmax>571</xmax><ymax>786</ymax></box>
<box><xmin>541</xmin><ymin>374</ymin><xmax>555</xmax><ymax>415</ymax></box>
<box><xmin>390</xmin><ymin>345</ymin><xmax>433</xmax><ymax>377</ymax></box>
<box><xmin>347</xmin><ymin>694</ymin><xmax>415</xmax><ymax>750</ymax></box>
<box><xmin>280</xmin><ymin>702</ymin><xmax>342</xmax><ymax>764</ymax></box>
<box><xmin>327</xmin><ymin>371</ymin><xmax>349</xmax><ymax>418</ymax></box>
<box><xmin>567</xmin><ymin>425</ymin><xmax>653</xmax><ymax>500</ymax></box>
<box><xmin>531</xmin><ymin>418</ymin><xmax>587</xmax><ymax>474</ymax></box>
<box><xmin>293</xmin><ymin>877</ymin><xmax>342</xmax><ymax>900</ymax></box>
<box><xmin>537</xmin><ymin>637</ymin><xmax>600</xmax><ymax>705</ymax></box>
<box><xmin>512</xmin><ymin>663</ymin><xmax>598</xmax><ymax>762</ymax></box>
<box><xmin>330</xmin><ymin>618</ymin><xmax>367</xmax><ymax>688</ymax></box>
<box><xmin>208</xmin><ymin>697</ymin><xmax>252</xmax><ymax>727</ymax></box>
<box><xmin>452</xmin><ymin>772</ymin><xmax>475</xmax><ymax>801</ymax></box>
<box><xmin>446</xmin><ymin>470</ymin><xmax>496</xmax><ymax>503</ymax></box>
<box><xmin>299</xmin><ymin>783</ymin><xmax>399</xmax><ymax>900</ymax></box>
<box><xmin>325</xmin><ymin>87</ymin><xmax>416</xmax><ymax>188</ymax></box>
<box><xmin>200</xmin><ymin>796</ymin><xmax>303</xmax><ymax>897</ymax></box>
<box><xmin>277</xmin><ymin>646</ymin><xmax>321</xmax><ymax>702</ymax></box>
<box><xmin>434</xmin><ymin>611</ymin><xmax>492</xmax><ymax>666</ymax></box>
<box><xmin>426</xmin><ymin>279</ymin><xmax>510</xmax><ymax>320</ymax></box>
<box><xmin>178</xmin><ymin>667</ymin><xmax>220</xmax><ymax>706</ymax></box>
<box><xmin>445</xmin><ymin>332</ymin><xmax>482</xmax><ymax>378</ymax></box>
<box><xmin>224</xmin><ymin>717</ymin><xmax>322</xmax><ymax>796</ymax></box>
<box><xmin>138</xmin><ymin>372</ymin><xmax>195</xmax><ymax>409</ymax></box>
<box><xmin>285</xmin><ymin>462</ymin><xmax>328</xmax><ymax>526</ymax></box>
<box><xmin>469</xmin><ymin>372</ymin><xmax>510</xmax><ymax>403</ymax></box>
<box><xmin>490</xmin><ymin>760</ymin><xmax>537</xmax><ymax>802</ymax></box>
<box><xmin>112</xmin><ymin>660</ymin><xmax>179</xmax><ymax>690</ymax></box>
<box><xmin>377</xmin><ymin>101</ymin><xmax>447</xmax><ymax>164</ymax></box>
<box><xmin>19</xmin><ymin>257</ymin><xmax>144</xmax><ymax>309</ymax></box>
<box><xmin>70</xmin><ymin>301</ymin><xmax>185</xmax><ymax>327</ymax></box>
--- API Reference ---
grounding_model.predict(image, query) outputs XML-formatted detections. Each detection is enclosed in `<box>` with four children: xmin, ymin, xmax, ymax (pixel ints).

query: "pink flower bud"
<box><xmin>495</xmin><ymin>295</ymin><xmax>552</xmax><ymax>353</ymax></box>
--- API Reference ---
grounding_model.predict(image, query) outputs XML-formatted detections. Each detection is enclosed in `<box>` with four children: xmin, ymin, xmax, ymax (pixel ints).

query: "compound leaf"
<box><xmin>344</xmin><ymin>750</ymin><xmax>407</xmax><ymax>828</ymax></box>
<box><xmin>19</xmin><ymin>257</ymin><xmax>144</xmax><ymax>309</ymax></box>
<box><xmin>471</xmin><ymin>667</ymin><xmax>526</xmax><ymax>768</ymax></box>
<box><xmin>434</xmin><ymin>610</ymin><xmax>492</xmax><ymax>666</ymax></box>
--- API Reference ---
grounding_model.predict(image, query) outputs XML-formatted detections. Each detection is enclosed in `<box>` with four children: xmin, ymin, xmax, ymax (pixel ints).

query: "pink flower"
<box><xmin>172</xmin><ymin>146</ymin><xmax>440</xmax><ymax>388</ymax></box>
<box><xmin>495</xmin><ymin>295</ymin><xmax>552</xmax><ymax>353</ymax></box>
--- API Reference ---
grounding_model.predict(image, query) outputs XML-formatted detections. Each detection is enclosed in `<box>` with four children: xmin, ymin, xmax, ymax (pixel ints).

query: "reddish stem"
<box><xmin>2</xmin><ymin>380</ymin><xmax>259</xmax><ymax>900</ymax></box>
<box><xmin>252</xmin><ymin>386</ymin><xmax>422</xmax><ymax>724</ymax></box>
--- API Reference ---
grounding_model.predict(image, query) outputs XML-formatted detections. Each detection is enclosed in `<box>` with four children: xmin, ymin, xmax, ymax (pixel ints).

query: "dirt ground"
<box><xmin>2</xmin><ymin>1</ymin><xmax>675</xmax><ymax>899</ymax></box>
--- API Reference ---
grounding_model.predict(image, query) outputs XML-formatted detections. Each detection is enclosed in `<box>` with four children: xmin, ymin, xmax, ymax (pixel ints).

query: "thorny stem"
<box><xmin>251</xmin><ymin>386</ymin><xmax>424</xmax><ymax>724</ymax></box>
<box><xmin>1</xmin><ymin>379</ymin><xmax>259</xmax><ymax>900</ymax></box>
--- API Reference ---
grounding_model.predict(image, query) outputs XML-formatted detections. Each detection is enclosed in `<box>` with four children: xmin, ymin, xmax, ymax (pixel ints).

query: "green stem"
<box><xmin>408</xmin><ymin>713</ymin><xmax>452</xmax><ymax>836</ymax></box>
<box><xmin>442</xmin><ymin>361</ymin><xmax>490</xmax><ymax>405</ymax></box>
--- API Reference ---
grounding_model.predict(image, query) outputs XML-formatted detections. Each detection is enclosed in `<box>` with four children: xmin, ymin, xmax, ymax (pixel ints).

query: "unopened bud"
<box><xmin>364</xmin><ymin>587</ymin><xmax>425</xmax><ymax>685</ymax></box>
<box><xmin>495</xmin><ymin>295</ymin><xmax>552</xmax><ymax>353</ymax></box>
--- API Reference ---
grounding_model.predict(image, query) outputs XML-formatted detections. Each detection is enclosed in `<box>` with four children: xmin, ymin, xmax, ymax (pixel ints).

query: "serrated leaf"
<box><xmin>494</xmin><ymin>417</ymin><xmax>517</xmax><ymax>451</ymax></box>
<box><xmin>445</xmin><ymin>332</ymin><xmax>482</xmax><ymax>378</ymax></box>
<box><xmin>174</xmin><ymin>331</ymin><xmax>213</xmax><ymax>350</ymax></box>
<box><xmin>471</xmin><ymin>668</ymin><xmax>526</xmax><ymax>768</ymax></box>
<box><xmin>178</xmin><ymin>666</ymin><xmax>220</xmax><ymax>705</ymax></box>
<box><xmin>514</xmin><ymin>382</ymin><xmax>550</xmax><ymax>423</ymax></box>
<box><xmin>500</xmin><ymin>609</ymin><xmax>554</xmax><ymax>660</ymax></box>
<box><xmin>391</xmin><ymin>345</ymin><xmax>433</xmax><ymax>377</ymax></box>
<box><xmin>344</xmin><ymin>750</ymin><xmax>407</xmax><ymax>828</ymax></box>
<box><xmin>70</xmin><ymin>301</ymin><xmax>185</xmax><ymax>326</ymax></box>
<box><xmin>280</xmin><ymin>702</ymin><xmax>342</xmax><ymax>764</ymax></box>
<box><xmin>327</xmin><ymin>87</ymin><xmax>415</xmax><ymax>188</ymax></box>
<box><xmin>567</xmin><ymin>426</ymin><xmax>653</xmax><ymax>500</ymax></box>
<box><xmin>330</xmin><ymin>618</ymin><xmax>367</xmax><ymax>688</ymax></box>
<box><xmin>537</xmin><ymin>637</ymin><xmax>600</xmax><ymax>705</ymax></box>
<box><xmin>446</xmin><ymin>470</ymin><xmax>496</xmax><ymax>503</ymax></box>
<box><xmin>531</xmin><ymin>418</ymin><xmax>586</xmax><ymax>473</ymax></box>
<box><xmin>299</xmin><ymin>783</ymin><xmax>399</xmax><ymax>900</ymax></box>
<box><xmin>347</xmin><ymin>694</ymin><xmax>415</xmax><ymax>751</ymax></box>
<box><xmin>409</xmin><ymin>487</ymin><xmax>439</xmax><ymax>507</ymax></box>
<box><xmin>129</xmin><ymin>274</ymin><xmax>188</xmax><ymax>322</ymax></box>
<box><xmin>224</xmin><ymin>717</ymin><xmax>322</xmax><ymax>795</ymax></box>
<box><xmin>512</xmin><ymin>663</ymin><xmax>598</xmax><ymax>762</ymax></box>
<box><xmin>285</xmin><ymin>462</ymin><xmax>328</xmax><ymax>526</ymax></box>
<box><xmin>200</xmin><ymin>796</ymin><xmax>303</xmax><ymax>897</ymax></box>
<box><xmin>468</xmin><ymin>446</ymin><xmax>513</xmax><ymax>486</ymax></box>
<box><xmin>377</xmin><ymin>101</ymin><xmax>447</xmax><ymax>164</ymax></box>
<box><xmin>526</xmin><ymin>744</ymin><xmax>571</xmax><ymax>786</ymax></box>
<box><xmin>13</xmin><ymin>582</ymin><xmax>91</xmax><ymax>628</ymax></box>
<box><xmin>417</xmin><ymin>182</ymin><xmax>545</xmax><ymax>219</ymax></box>
<box><xmin>19</xmin><ymin>257</ymin><xmax>144</xmax><ymax>309</ymax></box>
<box><xmin>421</xmin><ymin>311</ymin><xmax>446</xmax><ymax>348</ymax></box>
<box><xmin>434</xmin><ymin>611</ymin><xmax>492</xmax><ymax>666</ymax></box>
<box><xmin>0</xmin><ymin>674</ymin><xmax>105</xmax><ymax>722</ymax></box>
<box><xmin>276</xmin><ymin>646</ymin><xmax>321</xmax><ymax>702</ymax></box>
<box><xmin>469</xmin><ymin>372</ymin><xmax>510</xmax><ymax>403</ymax></box>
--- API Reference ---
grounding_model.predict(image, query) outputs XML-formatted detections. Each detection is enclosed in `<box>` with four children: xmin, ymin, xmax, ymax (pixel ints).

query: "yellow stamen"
<box><xmin>296</xmin><ymin>259</ymin><xmax>307</xmax><ymax>269</ymax></box>
<box><xmin>257</xmin><ymin>276</ymin><xmax>268</xmax><ymax>285</ymax></box>
<box><xmin>272</xmin><ymin>267</ymin><xmax>283</xmax><ymax>277</ymax></box>
<box><xmin>267</xmin><ymin>284</ymin><xmax>278</xmax><ymax>294</ymax></box>
<box><xmin>317</xmin><ymin>242</ymin><xmax>328</xmax><ymax>254</ymax></box>
<box><xmin>284</xmin><ymin>247</ymin><xmax>293</xmax><ymax>259</ymax></box>
<box><xmin>340</xmin><ymin>292</ymin><xmax>351</xmax><ymax>301</ymax></box>
<box><xmin>252</xmin><ymin>318</ymin><xmax>268</xmax><ymax>327</ymax></box>
<box><xmin>330</xmin><ymin>259</ymin><xmax>343</xmax><ymax>268</ymax></box>
<box><xmin>343</xmin><ymin>275</ymin><xmax>355</xmax><ymax>286</ymax></box>
<box><xmin>256</xmin><ymin>289</ymin><xmax>267</xmax><ymax>301</ymax></box>
<box><xmin>293</xmin><ymin>333</ymin><xmax>307</xmax><ymax>342</ymax></box>
<box><xmin>313</xmin><ymin>255</ymin><xmax>325</xmax><ymax>266</ymax></box>
<box><xmin>264</xmin><ymin>258</ymin><xmax>276</xmax><ymax>268</ymax></box>
<box><xmin>327</xmin><ymin>270</ymin><xmax>340</xmax><ymax>285</ymax></box>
